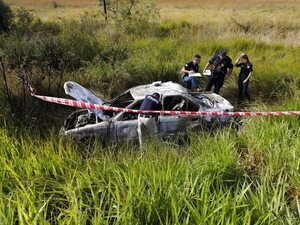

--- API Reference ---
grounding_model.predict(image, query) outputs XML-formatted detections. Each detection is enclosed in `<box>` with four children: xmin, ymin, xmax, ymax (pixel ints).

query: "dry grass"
<box><xmin>6</xmin><ymin>0</ymin><xmax>95</xmax><ymax>7</ymax></box>
<box><xmin>5</xmin><ymin>0</ymin><xmax>98</xmax><ymax>20</ymax></box>
<box><xmin>6</xmin><ymin>0</ymin><xmax>300</xmax><ymax>22</ymax></box>
<box><xmin>157</xmin><ymin>0</ymin><xmax>300</xmax><ymax>45</ymax></box>
<box><xmin>4</xmin><ymin>0</ymin><xmax>300</xmax><ymax>44</ymax></box>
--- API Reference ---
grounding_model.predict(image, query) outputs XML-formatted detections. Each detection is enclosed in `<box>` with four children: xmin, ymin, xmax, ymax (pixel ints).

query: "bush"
<box><xmin>58</xmin><ymin>20</ymin><xmax>103</xmax><ymax>70</ymax></box>
<box><xmin>10</xmin><ymin>8</ymin><xmax>34</xmax><ymax>36</ymax></box>
<box><xmin>98</xmin><ymin>0</ymin><xmax>159</xmax><ymax>36</ymax></box>
<box><xmin>0</xmin><ymin>0</ymin><xmax>13</xmax><ymax>33</ymax></box>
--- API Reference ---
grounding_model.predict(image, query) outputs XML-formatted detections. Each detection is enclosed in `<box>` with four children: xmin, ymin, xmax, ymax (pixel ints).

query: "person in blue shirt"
<box><xmin>137</xmin><ymin>93</ymin><xmax>162</xmax><ymax>148</ymax></box>
<box><xmin>234</xmin><ymin>53</ymin><xmax>253</xmax><ymax>102</ymax></box>
<box><xmin>181</xmin><ymin>54</ymin><xmax>201</xmax><ymax>91</ymax></box>
<box><xmin>203</xmin><ymin>48</ymin><xmax>233</xmax><ymax>94</ymax></box>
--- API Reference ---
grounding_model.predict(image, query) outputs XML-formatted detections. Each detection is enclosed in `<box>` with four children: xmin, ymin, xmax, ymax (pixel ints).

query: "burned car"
<box><xmin>61</xmin><ymin>81</ymin><xmax>234</xmax><ymax>144</ymax></box>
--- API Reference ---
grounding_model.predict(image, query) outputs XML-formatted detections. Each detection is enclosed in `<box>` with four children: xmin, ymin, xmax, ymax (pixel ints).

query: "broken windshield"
<box><xmin>106</xmin><ymin>91</ymin><xmax>135</xmax><ymax>108</ymax></box>
<box><xmin>193</xmin><ymin>94</ymin><xmax>214</xmax><ymax>108</ymax></box>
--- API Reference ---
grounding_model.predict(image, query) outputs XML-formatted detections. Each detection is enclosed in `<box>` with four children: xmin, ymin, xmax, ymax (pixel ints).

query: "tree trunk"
<box><xmin>103</xmin><ymin>0</ymin><xmax>108</xmax><ymax>21</ymax></box>
<box><xmin>0</xmin><ymin>57</ymin><xmax>13</xmax><ymax>113</ymax></box>
<box><xmin>22</xmin><ymin>74</ymin><xmax>26</xmax><ymax>113</ymax></box>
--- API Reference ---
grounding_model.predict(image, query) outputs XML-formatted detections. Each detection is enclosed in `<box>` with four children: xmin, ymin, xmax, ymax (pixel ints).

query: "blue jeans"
<box><xmin>238</xmin><ymin>79</ymin><xmax>251</xmax><ymax>101</ymax></box>
<box><xmin>182</xmin><ymin>75</ymin><xmax>199</xmax><ymax>90</ymax></box>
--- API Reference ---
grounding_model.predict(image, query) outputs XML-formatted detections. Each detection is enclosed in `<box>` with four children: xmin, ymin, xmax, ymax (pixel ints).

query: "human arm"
<box><xmin>181</xmin><ymin>66</ymin><xmax>194</xmax><ymax>74</ymax></box>
<box><xmin>234</xmin><ymin>57</ymin><xmax>240</xmax><ymax>66</ymax></box>
<box><xmin>234</xmin><ymin>53</ymin><xmax>246</xmax><ymax>66</ymax></box>
<box><xmin>225</xmin><ymin>68</ymin><xmax>233</xmax><ymax>80</ymax></box>
<box><xmin>243</xmin><ymin>71</ymin><xmax>252</xmax><ymax>83</ymax></box>
<box><xmin>202</xmin><ymin>62</ymin><xmax>211</xmax><ymax>73</ymax></box>
<box><xmin>202</xmin><ymin>55</ymin><xmax>217</xmax><ymax>73</ymax></box>
<box><xmin>243</xmin><ymin>64</ymin><xmax>253</xmax><ymax>83</ymax></box>
<box><xmin>225</xmin><ymin>58</ymin><xmax>234</xmax><ymax>79</ymax></box>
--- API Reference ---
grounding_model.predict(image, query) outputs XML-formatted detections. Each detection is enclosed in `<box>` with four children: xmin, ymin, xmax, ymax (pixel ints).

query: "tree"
<box><xmin>98</xmin><ymin>0</ymin><xmax>159</xmax><ymax>35</ymax></box>
<box><xmin>0</xmin><ymin>0</ymin><xmax>13</xmax><ymax>33</ymax></box>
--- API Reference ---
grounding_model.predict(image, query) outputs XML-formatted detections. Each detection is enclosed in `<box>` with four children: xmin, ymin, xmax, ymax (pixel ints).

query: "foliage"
<box><xmin>0</xmin><ymin>6</ymin><xmax>300</xmax><ymax>120</ymax></box>
<box><xmin>98</xmin><ymin>0</ymin><xmax>159</xmax><ymax>35</ymax></box>
<box><xmin>0</xmin><ymin>1</ymin><xmax>300</xmax><ymax>223</ymax></box>
<box><xmin>10</xmin><ymin>8</ymin><xmax>61</xmax><ymax>37</ymax></box>
<box><xmin>0</xmin><ymin>10</ymin><xmax>107</xmax><ymax>117</ymax></box>
<box><xmin>1</xmin><ymin>104</ymin><xmax>300</xmax><ymax>224</ymax></box>
<box><xmin>0</xmin><ymin>0</ymin><xmax>13</xmax><ymax>33</ymax></box>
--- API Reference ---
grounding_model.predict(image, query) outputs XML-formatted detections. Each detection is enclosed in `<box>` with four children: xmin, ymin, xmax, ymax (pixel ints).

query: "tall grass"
<box><xmin>82</xmin><ymin>35</ymin><xmax>300</xmax><ymax>102</ymax></box>
<box><xmin>2</xmin><ymin>1</ymin><xmax>300</xmax><ymax>103</ymax></box>
<box><xmin>1</xmin><ymin>97</ymin><xmax>300</xmax><ymax>224</ymax></box>
<box><xmin>1</xmin><ymin>1</ymin><xmax>300</xmax><ymax>223</ymax></box>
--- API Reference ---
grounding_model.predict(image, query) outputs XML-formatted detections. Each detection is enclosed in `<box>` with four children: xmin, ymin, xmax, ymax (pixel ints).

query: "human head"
<box><xmin>152</xmin><ymin>92</ymin><xmax>160</xmax><ymax>99</ymax></box>
<box><xmin>193</xmin><ymin>54</ymin><xmax>201</xmax><ymax>64</ymax></box>
<box><xmin>241</xmin><ymin>54</ymin><xmax>249</xmax><ymax>63</ymax></box>
<box><xmin>218</xmin><ymin>48</ymin><xmax>227</xmax><ymax>59</ymax></box>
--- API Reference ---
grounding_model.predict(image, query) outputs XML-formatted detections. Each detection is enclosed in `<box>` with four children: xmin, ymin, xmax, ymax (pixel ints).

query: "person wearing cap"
<box><xmin>203</xmin><ymin>48</ymin><xmax>233</xmax><ymax>94</ymax></box>
<box><xmin>234</xmin><ymin>53</ymin><xmax>253</xmax><ymax>102</ymax></box>
<box><xmin>181</xmin><ymin>54</ymin><xmax>201</xmax><ymax>91</ymax></box>
<box><xmin>137</xmin><ymin>92</ymin><xmax>162</xmax><ymax>148</ymax></box>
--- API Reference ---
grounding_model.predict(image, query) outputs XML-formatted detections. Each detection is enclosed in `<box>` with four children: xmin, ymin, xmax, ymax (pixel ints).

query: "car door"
<box><xmin>111</xmin><ymin>100</ymin><xmax>142</xmax><ymax>142</ymax></box>
<box><xmin>159</xmin><ymin>95</ymin><xmax>200</xmax><ymax>134</ymax></box>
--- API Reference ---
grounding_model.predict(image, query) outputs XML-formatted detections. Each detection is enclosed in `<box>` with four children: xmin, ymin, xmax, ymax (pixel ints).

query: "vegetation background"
<box><xmin>0</xmin><ymin>0</ymin><xmax>300</xmax><ymax>224</ymax></box>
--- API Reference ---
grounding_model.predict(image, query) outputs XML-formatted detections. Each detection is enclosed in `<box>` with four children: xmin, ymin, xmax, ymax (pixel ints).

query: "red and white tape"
<box><xmin>32</xmin><ymin>92</ymin><xmax>300</xmax><ymax>117</ymax></box>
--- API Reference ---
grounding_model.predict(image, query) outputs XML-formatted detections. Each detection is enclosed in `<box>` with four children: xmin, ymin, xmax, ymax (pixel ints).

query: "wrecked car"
<box><xmin>61</xmin><ymin>81</ymin><xmax>235</xmax><ymax>144</ymax></box>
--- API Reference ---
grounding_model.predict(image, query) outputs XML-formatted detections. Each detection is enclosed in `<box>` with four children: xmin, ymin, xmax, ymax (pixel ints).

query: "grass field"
<box><xmin>1</xmin><ymin>110</ymin><xmax>300</xmax><ymax>224</ymax></box>
<box><xmin>5</xmin><ymin>0</ymin><xmax>300</xmax><ymax>44</ymax></box>
<box><xmin>1</xmin><ymin>0</ymin><xmax>300</xmax><ymax>224</ymax></box>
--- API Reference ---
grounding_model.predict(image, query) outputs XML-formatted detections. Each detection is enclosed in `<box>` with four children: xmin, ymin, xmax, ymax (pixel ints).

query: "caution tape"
<box><xmin>31</xmin><ymin>92</ymin><xmax>300</xmax><ymax>117</ymax></box>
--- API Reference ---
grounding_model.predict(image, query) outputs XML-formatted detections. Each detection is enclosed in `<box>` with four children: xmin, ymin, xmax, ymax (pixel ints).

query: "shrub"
<box><xmin>52</xmin><ymin>1</ymin><xmax>61</xmax><ymax>8</ymax></box>
<box><xmin>10</xmin><ymin>8</ymin><xmax>34</xmax><ymax>36</ymax></box>
<box><xmin>98</xmin><ymin>0</ymin><xmax>159</xmax><ymax>36</ymax></box>
<box><xmin>0</xmin><ymin>0</ymin><xmax>13</xmax><ymax>33</ymax></box>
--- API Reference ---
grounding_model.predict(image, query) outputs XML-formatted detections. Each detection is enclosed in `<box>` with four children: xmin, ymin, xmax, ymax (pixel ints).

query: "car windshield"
<box><xmin>105</xmin><ymin>91</ymin><xmax>135</xmax><ymax>108</ymax></box>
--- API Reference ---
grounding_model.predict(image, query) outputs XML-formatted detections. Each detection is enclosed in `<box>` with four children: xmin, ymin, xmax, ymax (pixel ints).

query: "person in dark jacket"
<box><xmin>203</xmin><ymin>48</ymin><xmax>233</xmax><ymax>94</ymax></box>
<box><xmin>137</xmin><ymin>92</ymin><xmax>162</xmax><ymax>148</ymax></box>
<box><xmin>234</xmin><ymin>53</ymin><xmax>253</xmax><ymax>102</ymax></box>
<box><xmin>181</xmin><ymin>54</ymin><xmax>201</xmax><ymax>91</ymax></box>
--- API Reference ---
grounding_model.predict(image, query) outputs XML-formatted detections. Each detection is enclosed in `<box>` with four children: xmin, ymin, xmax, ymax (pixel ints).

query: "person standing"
<box><xmin>203</xmin><ymin>48</ymin><xmax>233</xmax><ymax>94</ymax></box>
<box><xmin>234</xmin><ymin>53</ymin><xmax>253</xmax><ymax>102</ymax></box>
<box><xmin>137</xmin><ymin>93</ymin><xmax>162</xmax><ymax>148</ymax></box>
<box><xmin>181</xmin><ymin>54</ymin><xmax>201</xmax><ymax>91</ymax></box>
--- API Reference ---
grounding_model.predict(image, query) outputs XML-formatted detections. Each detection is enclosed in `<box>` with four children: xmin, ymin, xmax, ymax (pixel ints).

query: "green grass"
<box><xmin>81</xmin><ymin>35</ymin><xmax>300</xmax><ymax>102</ymax></box>
<box><xmin>1</xmin><ymin>101</ymin><xmax>300</xmax><ymax>224</ymax></box>
<box><xmin>1</xmin><ymin>0</ymin><xmax>300</xmax><ymax>223</ymax></box>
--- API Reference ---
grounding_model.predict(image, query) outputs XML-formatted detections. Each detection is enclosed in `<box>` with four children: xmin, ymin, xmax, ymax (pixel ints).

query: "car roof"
<box><xmin>129</xmin><ymin>81</ymin><xmax>189</xmax><ymax>100</ymax></box>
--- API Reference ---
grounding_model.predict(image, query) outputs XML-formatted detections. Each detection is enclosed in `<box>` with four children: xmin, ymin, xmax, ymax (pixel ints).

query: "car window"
<box><xmin>163</xmin><ymin>96</ymin><xmax>187</xmax><ymax>111</ymax></box>
<box><xmin>119</xmin><ymin>100</ymin><xmax>143</xmax><ymax>121</ymax></box>
<box><xmin>186</xmin><ymin>98</ymin><xmax>199</xmax><ymax>111</ymax></box>
<box><xmin>64</xmin><ymin>109</ymin><xmax>96</xmax><ymax>130</ymax></box>
<box><xmin>108</xmin><ymin>91</ymin><xmax>135</xmax><ymax>108</ymax></box>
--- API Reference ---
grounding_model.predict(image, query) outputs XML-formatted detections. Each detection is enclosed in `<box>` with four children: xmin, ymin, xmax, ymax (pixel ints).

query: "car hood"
<box><xmin>205</xmin><ymin>93</ymin><xmax>234</xmax><ymax>111</ymax></box>
<box><xmin>64</xmin><ymin>81</ymin><xmax>109</xmax><ymax>120</ymax></box>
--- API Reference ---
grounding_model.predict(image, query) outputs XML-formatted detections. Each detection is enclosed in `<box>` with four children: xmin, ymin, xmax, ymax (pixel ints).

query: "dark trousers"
<box><xmin>205</xmin><ymin>75</ymin><xmax>224</xmax><ymax>94</ymax></box>
<box><xmin>238</xmin><ymin>79</ymin><xmax>251</xmax><ymax>101</ymax></box>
